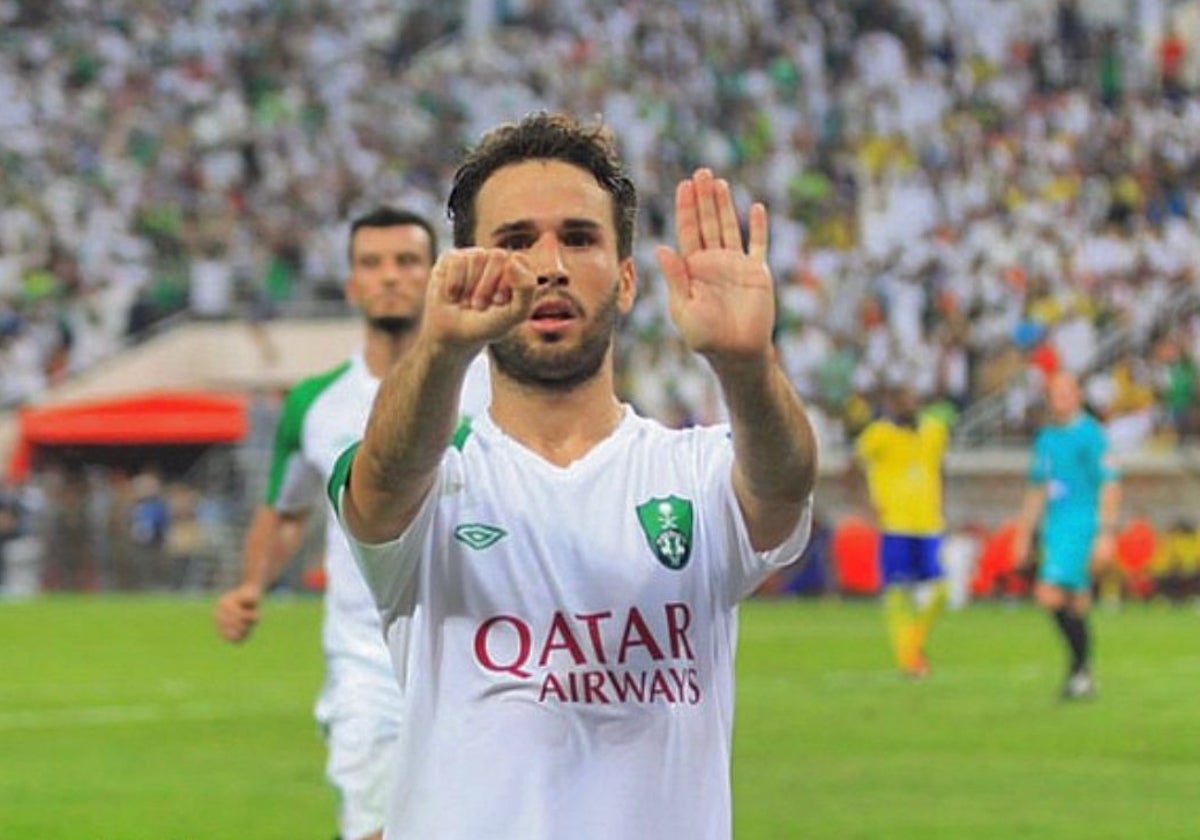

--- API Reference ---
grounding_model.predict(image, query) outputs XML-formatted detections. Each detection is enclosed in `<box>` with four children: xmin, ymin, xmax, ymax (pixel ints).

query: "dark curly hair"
<box><xmin>447</xmin><ymin>112</ymin><xmax>637</xmax><ymax>259</ymax></box>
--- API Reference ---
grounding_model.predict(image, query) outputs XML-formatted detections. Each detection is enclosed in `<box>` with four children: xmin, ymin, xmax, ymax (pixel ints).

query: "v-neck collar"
<box><xmin>474</xmin><ymin>404</ymin><xmax>636</xmax><ymax>476</ymax></box>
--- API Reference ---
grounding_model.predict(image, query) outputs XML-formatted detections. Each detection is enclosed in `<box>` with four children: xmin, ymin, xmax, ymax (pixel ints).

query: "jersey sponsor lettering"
<box><xmin>473</xmin><ymin>602</ymin><xmax>701</xmax><ymax>705</ymax></box>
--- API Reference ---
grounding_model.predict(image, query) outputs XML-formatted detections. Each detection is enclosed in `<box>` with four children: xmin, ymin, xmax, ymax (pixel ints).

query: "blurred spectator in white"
<box><xmin>0</xmin><ymin>0</ymin><xmax>1195</xmax><ymax>451</ymax></box>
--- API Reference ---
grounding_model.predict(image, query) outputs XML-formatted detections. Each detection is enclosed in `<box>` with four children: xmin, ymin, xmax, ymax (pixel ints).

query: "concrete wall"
<box><xmin>817</xmin><ymin>449</ymin><xmax>1200</xmax><ymax>529</ymax></box>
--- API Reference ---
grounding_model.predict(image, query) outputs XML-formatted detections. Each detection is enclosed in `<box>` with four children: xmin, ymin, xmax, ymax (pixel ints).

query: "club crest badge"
<box><xmin>636</xmin><ymin>496</ymin><xmax>694</xmax><ymax>570</ymax></box>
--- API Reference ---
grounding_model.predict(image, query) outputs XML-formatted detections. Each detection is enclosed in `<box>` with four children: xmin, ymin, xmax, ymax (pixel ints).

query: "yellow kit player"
<box><xmin>853</xmin><ymin>386</ymin><xmax>950</xmax><ymax>678</ymax></box>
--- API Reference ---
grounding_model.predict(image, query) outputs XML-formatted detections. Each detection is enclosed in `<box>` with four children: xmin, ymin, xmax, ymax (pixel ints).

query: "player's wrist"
<box><xmin>238</xmin><ymin>578</ymin><xmax>267</xmax><ymax>596</ymax></box>
<box><xmin>704</xmin><ymin>347</ymin><xmax>776</xmax><ymax>382</ymax></box>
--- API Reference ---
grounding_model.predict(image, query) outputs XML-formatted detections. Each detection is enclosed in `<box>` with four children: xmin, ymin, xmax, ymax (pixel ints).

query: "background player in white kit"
<box><xmin>330</xmin><ymin>113</ymin><xmax>818</xmax><ymax>839</ymax></box>
<box><xmin>212</xmin><ymin>206</ymin><xmax>488</xmax><ymax>840</ymax></box>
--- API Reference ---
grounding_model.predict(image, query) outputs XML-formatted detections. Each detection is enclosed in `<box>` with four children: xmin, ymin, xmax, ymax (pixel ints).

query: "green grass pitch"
<box><xmin>2</xmin><ymin>595</ymin><xmax>1197</xmax><ymax>839</ymax></box>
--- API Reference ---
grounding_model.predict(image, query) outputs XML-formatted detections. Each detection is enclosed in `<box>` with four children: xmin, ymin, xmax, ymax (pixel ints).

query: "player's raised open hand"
<box><xmin>654</xmin><ymin>168</ymin><xmax>775</xmax><ymax>363</ymax></box>
<box><xmin>423</xmin><ymin>247</ymin><xmax>537</xmax><ymax>354</ymax></box>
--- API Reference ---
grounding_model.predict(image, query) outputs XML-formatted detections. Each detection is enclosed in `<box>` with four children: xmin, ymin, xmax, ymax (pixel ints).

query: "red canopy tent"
<box><xmin>8</xmin><ymin>391</ymin><xmax>248</xmax><ymax>481</ymax></box>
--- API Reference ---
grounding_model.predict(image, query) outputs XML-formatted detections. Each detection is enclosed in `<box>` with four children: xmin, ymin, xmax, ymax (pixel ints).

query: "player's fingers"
<box><xmin>714</xmin><ymin>178</ymin><xmax>743</xmax><ymax>252</ymax></box>
<box><xmin>215</xmin><ymin>609</ymin><xmax>250</xmax><ymax>641</ymax></box>
<box><xmin>215</xmin><ymin>593</ymin><xmax>237</xmax><ymax>619</ymax></box>
<box><xmin>469</xmin><ymin>249</ymin><xmax>509</xmax><ymax>309</ymax></box>
<box><xmin>500</xmin><ymin>252</ymin><xmax>537</xmax><ymax>307</ymax></box>
<box><xmin>674</xmin><ymin>179</ymin><xmax>701</xmax><ymax>257</ymax></box>
<box><xmin>438</xmin><ymin>251</ymin><xmax>469</xmax><ymax>303</ymax></box>
<box><xmin>693</xmin><ymin>168</ymin><xmax>721</xmax><ymax>249</ymax></box>
<box><xmin>231</xmin><ymin>608</ymin><xmax>259</xmax><ymax>640</ymax></box>
<box><xmin>461</xmin><ymin>248</ymin><xmax>493</xmax><ymax>306</ymax></box>
<box><xmin>747</xmin><ymin>202</ymin><xmax>769</xmax><ymax>264</ymax></box>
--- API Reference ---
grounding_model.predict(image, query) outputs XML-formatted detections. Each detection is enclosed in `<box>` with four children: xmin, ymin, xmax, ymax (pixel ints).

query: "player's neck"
<box><xmin>488</xmin><ymin>368</ymin><xmax>623</xmax><ymax>468</ymax></box>
<box><xmin>362</xmin><ymin>326</ymin><xmax>418</xmax><ymax>379</ymax></box>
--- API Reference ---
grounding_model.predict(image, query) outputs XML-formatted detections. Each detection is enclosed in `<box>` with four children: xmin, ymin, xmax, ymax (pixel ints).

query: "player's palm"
<box><xmin>659</xmin><ymin>248</ymin><xmax>774</xmax><ymax>357</ymax></box>
<box><xmin>656</xmin><ymin>168</ymin><xmax>775</xmax><ymax>361</ymax></box>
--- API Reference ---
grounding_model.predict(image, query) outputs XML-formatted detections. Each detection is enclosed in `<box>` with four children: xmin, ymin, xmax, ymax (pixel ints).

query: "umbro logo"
<box><xmin>454</xmin><ymin>523</ymin><xmax>507</xmax><ymax>550</ymax></box>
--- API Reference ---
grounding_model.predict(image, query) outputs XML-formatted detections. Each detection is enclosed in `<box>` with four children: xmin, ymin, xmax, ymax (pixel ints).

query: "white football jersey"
<box><xmin>332</xmin><ymin>406</ymin><xmax>812</xmax><ymax>839</ymax></box>
<box><xmin>268</xmin><ymin>350</ymin><xmax>491</xmax><ymax>671</ymax></box>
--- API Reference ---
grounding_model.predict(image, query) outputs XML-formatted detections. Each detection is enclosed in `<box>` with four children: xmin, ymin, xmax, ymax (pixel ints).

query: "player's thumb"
<box><xmin>236</xmin><ymin>589</ymin><xmax>261</xmax><ymax>611</ymax></box>
<box><xmin>468</xmin><ymin>253</ymin><xmax>532</xmax><ymax>338</ymax></box>
<box><xmin>506</xmin><ymin>252</ymin><xmax>538</xmax><ymax>309</ymax></box>
<box><xmin>654</xmin><ymin>245</ymin><xmax>690</xmax><ymax>302</ymax></box>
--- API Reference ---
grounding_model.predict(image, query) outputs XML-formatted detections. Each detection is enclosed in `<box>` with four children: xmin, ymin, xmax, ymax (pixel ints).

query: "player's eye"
<box><xmin>562</xmin><ymin>230</ymin><xmax>597</xmax><ymax>247</ymax></box>
<box><xmin>498</xmin><ymin>233</ymin><xmax>534</xmax><ymax>251</ymax></box>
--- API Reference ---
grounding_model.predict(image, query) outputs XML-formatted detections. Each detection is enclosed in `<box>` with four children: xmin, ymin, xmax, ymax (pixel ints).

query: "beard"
<box><xmin>368</xmin><ymin>314</ymin><xmax>419</xmax><ymax>335</ymax></box>
<box><xmin>489</xmin><ymin>287</ymin><xmax>619</xmax><ymax>391</ymax></box>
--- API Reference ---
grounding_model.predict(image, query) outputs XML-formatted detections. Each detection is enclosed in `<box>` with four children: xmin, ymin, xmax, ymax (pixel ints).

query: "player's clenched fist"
<box><xmin>213</xmin><ymin>583</ymin><xmax>263</xmax><ymax>642</ymax></box>
<box><xmin>423</xmin><ymin>247</ymin><xmax>536</xmax><ymax>350</ymax></box>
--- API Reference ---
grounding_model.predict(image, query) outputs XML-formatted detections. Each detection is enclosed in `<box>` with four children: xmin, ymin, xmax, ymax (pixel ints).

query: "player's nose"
<box><xmin>529</xmin><ymin>233</ymin><xmax>567</xmax><ymax>287</ymax></box>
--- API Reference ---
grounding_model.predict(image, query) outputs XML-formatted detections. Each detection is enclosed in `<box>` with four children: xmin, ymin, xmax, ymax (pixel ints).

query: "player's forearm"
<box><xmin>360</xmin><ymin>337</ymin><xmax>476</xmax><ymax>484</ymax></box>
<box><xmin>1098</xmin><ymin>480</ymin><xmax>1121</xmax><ymax>531</ymax></box>
<box><xmin>239</xmin><ymin>507</ymin><xmax>304</xmax><ymax>590</ymax></box>
<box><xmin>350</xmin><ymin>337</ymin><xmax>477</xmax><ymax>538</ymax></box>
<box><xmin>238</xmin><ymin>507</ymin><xmax>277</xmax><ymax>589</ymax></box>
<box><xmin>716</xmin><ymin>354</ymin><xmax>817</xmax><ymax>505</ymax></box>
<box><xmin>1014</xmin><ymin>487</ymin><xmax>1046</xmax><ymax>544</ymax></box>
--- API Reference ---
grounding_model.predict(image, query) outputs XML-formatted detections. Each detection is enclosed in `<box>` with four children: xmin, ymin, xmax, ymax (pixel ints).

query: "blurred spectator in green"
<box><xmin>1153</xmin><ymin>335</ymin><xmax>1197</xmax><ymax>445</ymax></box>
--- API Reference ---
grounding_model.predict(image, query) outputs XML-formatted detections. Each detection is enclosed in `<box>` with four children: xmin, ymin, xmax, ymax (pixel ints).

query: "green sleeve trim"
<box><xmin>451</xmin><ymin>415</ymin><xmax>474</xmax><ymax>451</ymax></box>
<box><xmin>265</xmin><ymin>361</ymin><xmax>351</xmax><ymax>504</ymax></box>
<box><xmin>327</xmin><ymin>441</ymin><xmax>361</xmax><ymax>512</ymax></box>
<box><xmin>327</xmin><ymin>415</ymin><xmax>470</xmax><ymax>513</ymax></box>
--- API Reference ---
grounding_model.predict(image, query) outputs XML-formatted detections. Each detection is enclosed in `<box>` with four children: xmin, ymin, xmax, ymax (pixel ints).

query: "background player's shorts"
<box><xmin>880</xmin><ymin>534</ymin><xmax>943</xmax><ymax>586</ymax></box>
<box><xmin>316</xmin><ymin>664</ymin><xmax>403</xmax><ymax>840</ymax></box>
<box><xmin>1038</xmin><ymin>524</ymin><xmax>1095</xmax><ymax>590</ymax></box>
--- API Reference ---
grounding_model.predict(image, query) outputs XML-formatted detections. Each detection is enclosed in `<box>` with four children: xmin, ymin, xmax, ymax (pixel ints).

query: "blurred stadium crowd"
<box><xmin>1</xmin><ymin>0</ymin><xmax>1199</xmax><ymax>445</ymax></box>
<box><xmin>2</xmin><ymin>0</ymin><xmax>1200</xmax><ymax>597</ymax></box>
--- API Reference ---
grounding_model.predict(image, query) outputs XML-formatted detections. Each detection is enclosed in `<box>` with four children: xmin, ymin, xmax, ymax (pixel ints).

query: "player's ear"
<box><xmin>617</xmin><ymin>256</ymin><xmax>637</xmax><ymax>314</ymax></box>
<box><xmin>344</xmin><ymin>273</ymin><xmax>361</xmax><ymax>306</ymax></box>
